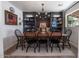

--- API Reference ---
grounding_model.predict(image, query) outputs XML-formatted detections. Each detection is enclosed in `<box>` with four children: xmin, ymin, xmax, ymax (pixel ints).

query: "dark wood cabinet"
<box><xmin>23</xmin><ymin>12</ymin><xmax>36</xmax><ymax>32</ymax></box>
<box><xmin>50</xmin><ymin>12</ymin><xmax>63</xmax><ymax>32</ymax></box>
<box><xmin>23</xmin><ymin>12</ymin><xmax>63</xmax><ymax>32</ymax></box>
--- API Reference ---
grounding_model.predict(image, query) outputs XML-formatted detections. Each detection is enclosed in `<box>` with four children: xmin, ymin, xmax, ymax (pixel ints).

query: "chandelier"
<box><xmin>36</xmin><ymin>3</ymin><xmax>50</xmax><ymax>19</ymax></box>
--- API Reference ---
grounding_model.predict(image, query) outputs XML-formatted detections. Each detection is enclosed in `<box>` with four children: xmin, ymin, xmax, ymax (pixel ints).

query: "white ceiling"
<box><xmin>10</xmin><ymin>1</ymin><xmax>76</xmax><ymax>12</ymax></box>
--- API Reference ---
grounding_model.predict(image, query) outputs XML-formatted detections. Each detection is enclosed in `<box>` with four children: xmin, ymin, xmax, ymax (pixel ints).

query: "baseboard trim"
<box><xmin>4</xmin><ymin>55</ymin><xmax>76</xmax><ymax>58</ymax></box>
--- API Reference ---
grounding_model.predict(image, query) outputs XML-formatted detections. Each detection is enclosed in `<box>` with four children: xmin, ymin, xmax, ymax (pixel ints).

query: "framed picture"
<box><xmin>5</xmin><ymin>10</ymin><xmax>17</xmax><ymax>25</ymax></box>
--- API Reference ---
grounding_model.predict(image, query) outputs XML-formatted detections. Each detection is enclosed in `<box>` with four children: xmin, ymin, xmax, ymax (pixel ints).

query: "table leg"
<box><xmin>38</xmin><ymin>39</ymin><xmax>40</xmax><ymax>52</ymax></box>
<box><xmin>46</xmin><ymin>39</ymin><xmax>48</xmax><ymax>52</ymax></box>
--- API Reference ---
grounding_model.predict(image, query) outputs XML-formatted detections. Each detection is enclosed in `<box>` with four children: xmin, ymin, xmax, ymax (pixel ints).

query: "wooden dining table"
<box><xmin>24</xmin><ymin>31</ymin><xmax>63</xmax><ymax>37</ymax></box>
<box><xmin>23</xmin><ymin>31</ymin><xmax>68</xmax><ymax>50</ymax></box>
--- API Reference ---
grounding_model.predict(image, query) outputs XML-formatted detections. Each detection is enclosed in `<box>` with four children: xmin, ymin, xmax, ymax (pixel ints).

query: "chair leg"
<box><xmin>16</xmin><ymin>43</ymin><xmax>18</xmax><ymax>49</ymax></box>
<box><xmin>34</xmin><ymin>47</ymin><xmax>36</xmax><ymax>53</ymax></box>
<box><xmin>38</xmin><ymin>42</ymin><xmax>40</xmax><ymax>52</ymax></box>
<box><xmin>16</xmin><ymin>40</ymin><xmax>20</xmax><ymax>49</ymax></box>
<box><xmin>23</xmin><ymin>40</ymin><xmax>26</xmax><ymax>48</ymax></box>
<box><xmin>68</xmin><ymin>41</ymin><xmax>71</xmax><ymax>48</ymax></box>
<box><xmin>22</xmin><ymin>45</ymin><xmax>24</xmax><ymax>50</ymax></box>
<box><xmin>22</xmin><ymin>46</ymin><xmax>23</xmax><ymax>50</ymax></box>
<box><xmin>51</xmin><ymin>43</ymin><xmax>53</xmax><ymax>52</ymax></box>
<box><xmin>57</xmin><ymin>43</ymin><xmax>61</xmax><ymax>52</ymax></box>
<box><xmin>21</xmin><ymin>40</ymin><xmax>24</xmax><ymax>50</ymax></box>
<box><xmin>62</xmin><ymin>40</ymin><xmax>65</xmax><ymax>50</ymax></box>
<box><xmin>26</xmin><ymin>45</ymin><xmax>30</xmax><ymax>52</ymax></box>
<box><xmin>34</xmin><ymin>43</ymin><xmax>37</xmax><ymax>53</ymax></box>
<box><xmin>48</xmin><ymin>39</ymin><xmax>51</xmax><ymax>48</ymax></box>
<box><xmin>47</xmin><ymin>39</ymin><xmax>49</xmax><ymax>52</ymax></box>
<box><xmin>46</xmin><ymin>43</ymin><xmax>48</xmax><ymax>52</ymax></box>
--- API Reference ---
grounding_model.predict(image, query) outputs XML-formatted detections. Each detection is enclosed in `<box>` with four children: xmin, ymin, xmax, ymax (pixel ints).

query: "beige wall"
<box><xmin>67</xmin><ymin>27</ymin><xmax>78</xmax><ymax>48</ymax></box>
<box><xmin>65</xmin><ymin>2</ymin><xmax>79</xmax><ymax>57</ymax></box>
<box><xmin>0</xmin><ymin>1</ymin><xmax>4</xmax><ymax>58</ymax></box>
<box><xmin>1</xmin><ymin>1</ymin><xmax>23</xmax><ymax>51</ymax></box>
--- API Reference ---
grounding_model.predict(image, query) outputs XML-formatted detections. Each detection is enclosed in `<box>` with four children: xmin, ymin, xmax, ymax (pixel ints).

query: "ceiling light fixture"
<box><xmin>58</xmin><ymin>3</ymin><xmax>63</xmax><ymax>6</ymax></box>
<box><xmin>36</xmin><ymin>3</ymin><xmax>50</xmax><ymax>19</ymax></box>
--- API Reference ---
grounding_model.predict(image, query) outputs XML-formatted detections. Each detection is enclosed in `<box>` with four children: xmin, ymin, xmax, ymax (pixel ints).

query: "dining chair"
<box><xmin>25</xmin><ymin>32</ymin><xmax>37</xmax><ymax>53</ymax></box>
<box><xmin>37</xmin><ymin>32</ymin><xmax>49</xmax><ymax>52</ymax></box>
<box><xmin>15</xmin><ymin>29</ymin><xmax>25</xmax><ymax>50</ymax></box>
<box><xmin>50</xmin><ymin>32</ymin><xmax>62</xmax><ymax>52</ymax></box>
<box><xmin>36</xmin><ymin>22</ymin><xmax>49</xmax><ymax>52</ymax></box>
<box><xmin>64</xmin><ymin>29</ymin><xmax>72</xmax><ymax>48</ymax></box>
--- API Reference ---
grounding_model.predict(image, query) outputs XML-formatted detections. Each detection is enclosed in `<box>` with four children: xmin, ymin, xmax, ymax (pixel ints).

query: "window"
<box><xmin>67</xmin><ymin>15</ymin><xmax>79</xmax><ymax>27</ymax></box>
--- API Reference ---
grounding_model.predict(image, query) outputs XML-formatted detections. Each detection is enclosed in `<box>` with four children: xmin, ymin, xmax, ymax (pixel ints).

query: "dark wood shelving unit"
<box><xmin>23</xmin><ymin>12</ymin><xmax>63</xmax><ymax>32</ymax></box>
<box><xmin>23</xmin><ymin>12</ymin><xmax>36</xmax><ymax>32</ymax></box>
<box><xmin>50</xmin><ymin>12</ymin><xmax>63</xmax><ymax>32</ymax></box>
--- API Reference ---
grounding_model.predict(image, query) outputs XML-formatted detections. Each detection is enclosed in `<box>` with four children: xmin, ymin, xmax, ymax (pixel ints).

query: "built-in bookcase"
<box><xmin>23</xmin><ymin>12</ymin><xmax>63</xmax><ymax>32</ymax></box>
<box><xmin>23</xmin><ymin>12</ymin><xmax>36</xmax><ymax>32</ymax></box>
<box><xmin>50</xmin><ymin>12</ymin><xmax>63</xmax><ymax>32</ymax></box>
